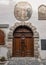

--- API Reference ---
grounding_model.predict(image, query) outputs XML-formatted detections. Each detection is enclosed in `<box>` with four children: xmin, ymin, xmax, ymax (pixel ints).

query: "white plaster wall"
<box><xmin>0</xmin><ymin>0</ymin><xmax>46</xmax><ymax>59</ymax></box>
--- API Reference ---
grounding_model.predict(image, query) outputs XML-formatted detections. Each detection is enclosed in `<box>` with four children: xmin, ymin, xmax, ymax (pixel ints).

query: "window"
<box><xmin>41</xmin><ymin>39</ymin><xmax>46</xmax><ymax>50</ymax></box>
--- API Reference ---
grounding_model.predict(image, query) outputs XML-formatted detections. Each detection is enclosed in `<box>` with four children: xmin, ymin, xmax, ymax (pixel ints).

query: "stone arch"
<box><xmin>7</xmin><ymin>21</ymin><xmax>39</xmax><ymax>58</ymax></box>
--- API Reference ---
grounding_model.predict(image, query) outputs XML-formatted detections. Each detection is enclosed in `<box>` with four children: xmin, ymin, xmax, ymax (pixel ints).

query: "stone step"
<box><xmin>0</xmin><ymin>62</ymin><xmax>5</xmax><ymax>65</ymax></box>
<box><xmin>5</xmin><ymin>57</ymin><xmax>44</xmax><ymax>65</ymax></box>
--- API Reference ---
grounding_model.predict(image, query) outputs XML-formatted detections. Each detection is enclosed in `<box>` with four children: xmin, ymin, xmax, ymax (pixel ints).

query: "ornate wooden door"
<box><xmin>12</xmin><ymin>26</ymin><xmax>34</xmax><ymax>57</ymax></box>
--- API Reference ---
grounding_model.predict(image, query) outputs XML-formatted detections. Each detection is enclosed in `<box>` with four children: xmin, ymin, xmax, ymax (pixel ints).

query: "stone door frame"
<box><xmin>7</xmin><ymin>21</ymin><xmax>39</xmax><ymax>58</ymax></box>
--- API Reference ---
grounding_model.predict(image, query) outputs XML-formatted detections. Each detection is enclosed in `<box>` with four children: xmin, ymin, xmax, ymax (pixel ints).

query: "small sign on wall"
<box><xmin>41</xmin><ymin>39</ymin><xmax>46</xmax><ymax>50</ymax></box>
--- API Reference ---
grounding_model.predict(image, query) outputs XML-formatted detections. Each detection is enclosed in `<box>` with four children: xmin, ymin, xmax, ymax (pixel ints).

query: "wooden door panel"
<box><xmin>13</xmin><ymin>38</ymin><xmax>21</xmax><ymax>57</ymax></box>
<box><xmin>14</xmin><ymin>38</ymin><xmax>20</xmax><ymax>50</ymax></box>
<box><xmin>25</xmin><ymin>38</ymin><xmax>34</xmax><ymax>57</ymax></box>
<box><xmin>13</xmin><ymin>37</ymin><xmax>34</xmax><ymax>57</ymax></box>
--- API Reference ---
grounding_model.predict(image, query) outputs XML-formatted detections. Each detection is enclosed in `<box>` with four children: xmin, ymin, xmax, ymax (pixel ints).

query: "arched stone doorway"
<box><xmin>7</xmin><ymin>21</ymin><xmax>39</xmax><ymax>58</ymax></box>
<box><xmin>13</xmin><ymin>26</ymin><xmax>34</xmax><ymax>57</ymax></box>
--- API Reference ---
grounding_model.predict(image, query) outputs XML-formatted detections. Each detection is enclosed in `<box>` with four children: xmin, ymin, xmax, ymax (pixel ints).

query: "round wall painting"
<box><xmin>14</xmin><ymin>2</ymin><xmax>32</xmax><ymax>21</ymax></box>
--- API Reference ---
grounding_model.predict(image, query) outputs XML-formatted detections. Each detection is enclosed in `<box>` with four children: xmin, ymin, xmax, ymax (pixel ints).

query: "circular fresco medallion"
<box><xmin>14</xmin><ymin>2</ymin><xmax>32</xmax><ymax>21</ymax></box>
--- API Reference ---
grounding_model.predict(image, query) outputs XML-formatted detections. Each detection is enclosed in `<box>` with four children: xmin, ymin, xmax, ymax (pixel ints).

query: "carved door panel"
<box><xmin>13</xmin><ymin>37</ymin><xmax>34</xmax><ymax>57</ymax></box>
<box><xmin>13</xmin><ymin>38</ymin><xmax>21</xmax><ymax>57</ymax></box>
<box><xmin>25</xmin><ymin>38</ymin><xmax>34</xmax><ymax>57</ymax></box>
<box><xmin>13</xmin><ymin>37</ymin><xmax>26</xmax><ymax>57</ymax></box>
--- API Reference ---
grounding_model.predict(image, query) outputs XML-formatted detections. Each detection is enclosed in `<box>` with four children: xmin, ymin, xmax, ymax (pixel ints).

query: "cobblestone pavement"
<box><xmin>41</xmin><ymin>59</ymin><xmax>46</xmax><ymax>65</ymax></box>
<box><xmin>4</xmin><ymin>57</ymin><xmax>44</xmax><ymax>65</ymax></box>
